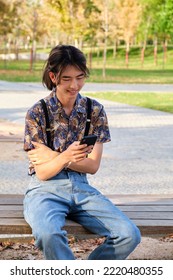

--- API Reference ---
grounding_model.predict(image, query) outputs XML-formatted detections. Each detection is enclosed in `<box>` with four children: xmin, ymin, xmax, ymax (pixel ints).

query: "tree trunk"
<box><xmin>141</xmin><ymin>41</ymin><xmax>146</xmax><ymax>68</ymax></box>
<box><xmin>3</xmin><ymin>36</ymin><xmax>8</xmax><ymax>69</ymax></box>
<box><xmin>162</xmin><ymin>39</ymin><xmax>167</xmax><ymax>69</ymax></box>
<box><xmin>30</xmin><ymin>46</ymin><xmax>34</xmax><ymax>72</ymax></box>
<box><xmin>30</xmin><ymin>40</ymin><xmax>36</xmax><ymax>72</ymax></box>
<box><xmin>15</xmin><ymin>40</ymin><xmax>19</xmax><ymax>60</ymax></box>
<box><xmin>97</xmin><ymin>45</ymin><xmax>100</xmax><ymax>58</ymax></box>
<box><xmin>113</xmin><ymin>39</ymin><xmax>117</xmax><ymax>59</ymax></box>
<box><xmin>88</xmin><ymin>49</ymin><xmax>92</xmax><ymax>70</ymax></box>
<box><xmin>103</xmin><ymin>36</ymin><xmax>107</xmax><ymax>78</ymax></box>
<box><xmin>102</xmin><ymin>0</ymin><xmax>108</xmax><ymax>78</ymax></box>
<box><xmin>125</xmin><ymin>41</ymin><xmax>130</xmax><ymax>68</ymax></box>
<box><xmin>154</xmin><ymin>37</ymin><xmax>158</xmax><ymax>66</ymax></box>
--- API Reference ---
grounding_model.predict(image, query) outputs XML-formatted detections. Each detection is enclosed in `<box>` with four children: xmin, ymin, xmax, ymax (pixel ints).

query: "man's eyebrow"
<box><xmin>62</xmin><ymin>73</ymin><xmax>85</xmax><ymax>78</ymax></box>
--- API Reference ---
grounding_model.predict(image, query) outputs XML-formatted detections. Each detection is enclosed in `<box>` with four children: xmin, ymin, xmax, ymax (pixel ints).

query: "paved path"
<box><xmin>0</xmin><ymin>80</ymin><xmax>173</xmax><ymax>93</ymax></box>
<box><xmin>0</xmin><ymin>81</ymin><xmax>173</xmax><ymax>195</ymax></box>
<box><xmin>0</xmin><ymin>81</ymin><xmax>173</xmax><ymax>124</ymax></box>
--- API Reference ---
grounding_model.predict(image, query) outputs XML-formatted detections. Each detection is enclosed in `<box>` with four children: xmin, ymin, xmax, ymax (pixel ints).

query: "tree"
<box><xmin>102</xmin><ymin>0</ymin><xmax>109</xmax><ymax>78</ymax></box>
<box><xmin>19</xmin><ymin>0</ymin><xmax>59</xmax><ymax>70</ymax></box>
<box><xmin>139</xmin><ymin>0</ymin><xmax>160</xmax><ymax>66</ymax></box>
<box><xmin>0</xmin><ymin>0</ymin><xmax>22</xmax><ymax>67</ymax></box>
<box><xmin>157</xmin><ymin>0</ymin><xmax>173</xmax><ymax>67</ymax></box>
<box><xmin>115</xmin><ymin>0</ymin><xmax>141</xmax><ymax>68</ymax></box>
<box><xmin>139</xmin><ymin>0</ymin><xmax>173</xmax><ymax>68</ymax></box>
<box><xmin>137</xmin><ymin>0</ymin><xmax>155</xmax><ymax>67</ymax></box>
<box><xmin>108</xmin><ymin>1</ymin><xmax>120</xmax><ymax>60</ymax></box>
<box><xmin>93</xmin><ymin>0</ymin><xmax>115</xmax><ymax>77</ymax></box>
<box><xmin>47</xmin><ymin>0</ymin><xmax>100</xmax><ymax>48</ymax></box>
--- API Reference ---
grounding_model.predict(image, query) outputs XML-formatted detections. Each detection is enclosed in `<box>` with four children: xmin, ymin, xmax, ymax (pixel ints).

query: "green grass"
<box><xmin>0</xmin><ymin>45</ymin><xmax>173</xmax><ymax>83</ymax></box>
<box><xmin>87</xmin><ymin>69</ymin><xmax>173</xmax><ymax>83</ymax></box>
<box><xmin>0</xmin><ymin>69</ymin><xmax>42</xmax><ymax>82</ymax></box>
<box><xmin>86</xmin><ymin>92</ymin><xmax>173</xmax><ymax>114</ymax></box>
<box><xmin>0</xmin><ymin>60</ymin><xmax>44</xmax><ymax>82</ymax></box>
<box><xmin>1</xmin><ymin>62</ymin><xmax>173</xmax><ymax>84</ymax></box>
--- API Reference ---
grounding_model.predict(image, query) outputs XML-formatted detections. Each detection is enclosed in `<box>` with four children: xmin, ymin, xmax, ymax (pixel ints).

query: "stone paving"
<box><xmin>0</xmin><ymin>82</ymin><xmax>173</xmax><ymax>194</ymax></box>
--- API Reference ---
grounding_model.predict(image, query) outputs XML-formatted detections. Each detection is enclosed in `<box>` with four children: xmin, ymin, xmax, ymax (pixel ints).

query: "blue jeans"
<box><xmin>24</xmin><ymin>170</ymin><xmax>141</xmax><ymax>260</ymax></box>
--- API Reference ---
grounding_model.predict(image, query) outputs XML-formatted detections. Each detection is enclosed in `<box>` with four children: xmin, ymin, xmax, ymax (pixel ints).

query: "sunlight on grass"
<box><xmin>86</xmin><ymin>92</ymin><xmax>173</xmax><ymax>114</ymax></box>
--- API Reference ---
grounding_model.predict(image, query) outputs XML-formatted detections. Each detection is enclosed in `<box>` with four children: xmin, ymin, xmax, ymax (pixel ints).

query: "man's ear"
<box><xmin>49</xmin><ymin>72</ymin><xmax>56</xmax><ymax>83</ymax></box>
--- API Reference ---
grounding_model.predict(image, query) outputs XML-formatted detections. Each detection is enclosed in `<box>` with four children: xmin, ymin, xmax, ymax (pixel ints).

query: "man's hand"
<box><xmin>28</xmin><ymin>141</ymin><xmax>59</xmax><ymax>165</ymax></box>
<box><xmin>63</xmin><ymin>141</ymin><xmax>93</xmax><ymax>164</ymax></box>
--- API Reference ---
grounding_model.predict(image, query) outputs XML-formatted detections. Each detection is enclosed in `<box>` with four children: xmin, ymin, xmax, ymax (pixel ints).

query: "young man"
<box><xmin>23</xmin><ymin>44</ymin><xmax>141</xmax><ymax>260</ymax></box>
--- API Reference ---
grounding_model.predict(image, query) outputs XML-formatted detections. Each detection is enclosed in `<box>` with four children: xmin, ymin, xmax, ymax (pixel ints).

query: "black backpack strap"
<box><xmin>84</xmin><ymin>97</ymin><xmax>92</xmax><ymax>136</ymax></box>
<box><xmin>40</xmin><ymin>99</ymin><xmax>52</xmax><ymax>148</ymax></box>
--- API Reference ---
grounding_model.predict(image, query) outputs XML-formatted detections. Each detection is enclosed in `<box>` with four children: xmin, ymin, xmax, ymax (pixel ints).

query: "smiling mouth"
<box><xmin>68</xmin><ymin>90</ymin><xmax>78</xmax><ymax>94</ymax></box>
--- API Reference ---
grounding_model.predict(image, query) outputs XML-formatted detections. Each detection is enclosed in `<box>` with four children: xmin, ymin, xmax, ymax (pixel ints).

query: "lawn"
<box><xmin>0</xmin><ymin>45</ymin><xmax>173</xmax><ymax>83</ymax></box>
<box><xmin>0</xmin><ymin>46</ymin><xmax>173</xmax><ymax>114</ymax></box>
<box><xmin>0</xmin><ymin>65</ymin><xmax>173</xmax><ymax>84</ymax></box>
<box><xmin>86</xmin><ymin>92</ymin><xmax>173</xmax><ymax>114</ymax></box>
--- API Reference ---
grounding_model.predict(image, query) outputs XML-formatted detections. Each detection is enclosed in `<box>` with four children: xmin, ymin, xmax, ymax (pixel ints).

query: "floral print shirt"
<box><xmin>24</xmin><ymin>90</ymin><xmax>111</xmax><ymax>175</ymax></box>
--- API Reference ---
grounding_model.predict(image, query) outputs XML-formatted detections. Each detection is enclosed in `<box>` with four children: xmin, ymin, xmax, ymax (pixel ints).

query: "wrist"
<box><xmin>51</xmin><ymin>150</ymin><xmax>59</xmax><ymax>160</ymax></box>
<box><xmin>58</xmin><ymin>152</ymin><xmax>72</xmax><ymax>169</ymax></box>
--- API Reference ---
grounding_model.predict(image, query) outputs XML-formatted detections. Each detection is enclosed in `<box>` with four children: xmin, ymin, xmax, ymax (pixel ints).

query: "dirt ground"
<box><xmin>0</xmin><ymin>120</ymin><xmax>173</xmax><ymax>260</ymax></box>
<box><xmin>0</xmin><ymin>235</ymin><xmax>173</xmax><ymax>260</ymax></box>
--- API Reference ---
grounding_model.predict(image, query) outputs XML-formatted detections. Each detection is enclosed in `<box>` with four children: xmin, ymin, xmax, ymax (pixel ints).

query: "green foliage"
<box><xmin>139</xmin><ymin>0</ymin><xmax>173</xmax><ymax>42</ymax></box>
<box><xmin>0</xmin><ymin>0</ymin><xmax>20</xmax><ymax>36</ymax></box>
<box><xmin>47</xmin><ymin>0</ymin><xmax>101</xmax><ymax>44</ymax></box>
<box><xmin>88</xmin><ymin>68</ymin><xmax>173</xmax><ymax>84</ymax></box>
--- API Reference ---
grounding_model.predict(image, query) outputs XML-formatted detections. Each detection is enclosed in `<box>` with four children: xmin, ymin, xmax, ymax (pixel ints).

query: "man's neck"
<box><xmin>57</xmin><ymin>94</ymin><xmax>77</xmax><ymax>116</ymax></box>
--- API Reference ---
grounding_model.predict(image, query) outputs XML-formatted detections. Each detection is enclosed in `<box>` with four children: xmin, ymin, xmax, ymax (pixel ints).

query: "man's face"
<box><xmin>56</xmin><ymin>65</ymin><xmax>86</xmax><ymax>99</ymax></box>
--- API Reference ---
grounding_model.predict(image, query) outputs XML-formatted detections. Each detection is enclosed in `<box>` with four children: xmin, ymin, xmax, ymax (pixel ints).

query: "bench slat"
<box><xmin>0</xmin><ymin>218</ymin><xmax>173</xmax><ymax>236</ymax></box>
<box><xmin>0</xmin><ymin>194</ymin><xmax>173</xmax><ymax>205</ymax></box>
<box><xmin>0</xmin><ymin>194</ymin><xmax>173</xmax><ymax>238</ymax></box>
<box><xmin>1</xmin><ymin>205</ymin><xmax>173</xmax><ymax>212</ymax></box>
<box><xmin>0</xmin><ymin>194</ymin><xmax>24</xmax><ymax>204</ymax></box>
<box><xmin>1</xmin><ymin>217</ymin><xmax>173</xmax><ymax>226</ymax></box>
<box><xmin>0</xmin><ymin>218</ymin><xmax>94</xmax><ymax>236</ymax></box>
<box><xmin>0</xmin><ymin>206</ymin><xmax>23</xmax><ymax>210</ymax></box>
<box><xmin>0</xmin><ymin>210</ymin><xmax>172</xmax><ymax>220</ymax></box>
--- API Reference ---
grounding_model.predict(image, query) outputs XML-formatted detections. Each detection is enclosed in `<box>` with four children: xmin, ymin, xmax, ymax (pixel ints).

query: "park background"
<box><xmin>0</xmin><ymin>0</ymin><xmax>173</xmax><ymax>78</ymax></box>
<box><xmin>1</xmin><ymin>0</ymin><xmax>173</xmax><ymax>112</ymax></box>
<box><xmin>1</xmin><ymin>0</ymin><xmax>173</xmax><ymax>260</ymax></box>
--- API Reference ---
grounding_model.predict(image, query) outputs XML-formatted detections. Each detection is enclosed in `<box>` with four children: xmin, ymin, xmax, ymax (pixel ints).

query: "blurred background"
<box><xmin>0</xmin><ymin>0</ymin><xmax>173</xmax><ymax>84</ymax></box>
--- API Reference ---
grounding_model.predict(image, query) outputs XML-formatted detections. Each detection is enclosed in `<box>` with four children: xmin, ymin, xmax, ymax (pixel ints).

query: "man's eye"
<box><xmin>62</xmin><ymin>78</ymin><xmax>70</xmax><ymax>81</ymax></box>
<box><xmin>77</xmin><ymin>76</ymin><xmax>84</xmax><ymax>80</ymax></box>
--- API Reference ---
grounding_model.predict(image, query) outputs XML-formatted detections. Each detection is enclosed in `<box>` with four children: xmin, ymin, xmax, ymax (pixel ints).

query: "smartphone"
<box><xmin>80</xmin><ymin>135</ymin><xmax>97</xmax><ymax>146</ymax></box>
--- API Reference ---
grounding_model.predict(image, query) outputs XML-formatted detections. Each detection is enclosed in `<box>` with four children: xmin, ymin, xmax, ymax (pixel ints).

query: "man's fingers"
<box><xmin>31</xmin><ymin>141</ymin><xmax>43</xmax><ymax>148</ymax></box>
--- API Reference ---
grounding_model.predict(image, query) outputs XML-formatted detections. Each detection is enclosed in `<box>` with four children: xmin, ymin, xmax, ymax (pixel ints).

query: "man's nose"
<box><xmin>69</xmin><ymin>78</ymin><xmax>78</xmax><ymax>88</ymax></box>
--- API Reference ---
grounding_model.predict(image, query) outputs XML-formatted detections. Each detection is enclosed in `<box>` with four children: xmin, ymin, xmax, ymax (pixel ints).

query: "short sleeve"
<box><xmin>24</xmin><ymin>104</ymin><xmax>46</xmax><ymax>151</ymax></box>
<box><xmin>90</xmin><ymin>100</ymin><xmax>111</xmax><ymax>143</ymax></box>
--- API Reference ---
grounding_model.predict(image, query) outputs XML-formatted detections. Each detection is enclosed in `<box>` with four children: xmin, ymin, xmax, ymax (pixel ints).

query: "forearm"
<box><xmin>34</xmin><ymin>152</ymin><xmax>69</xmax><ymax>180</ymax></box>
<box><xmin>32</xmin><ymin>142</ymin><xmax>88</xmax><ymax>180</ymax></box>
<box><xmin>69</xmin><ymin>143</ymin><xmax>103</xmax><ymax>174</ymax></box>
<box><xmin>31</xmin><ymin>142</ymin><xmax>102</xmax><ymax>180</ymax></box>
<box><xmin>69</xmin><ymin>157</ymin><xmax>100</xmax><ymax>174</ymax></box>
<box><xmin>35</xmin><ymin>155</ymin><xmax>100</xmax><ymax>180</ymax></box>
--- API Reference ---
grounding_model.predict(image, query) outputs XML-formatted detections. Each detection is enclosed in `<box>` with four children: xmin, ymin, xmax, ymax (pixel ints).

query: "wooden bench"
<box><xmin>0</xmin><ymin>194</ymin><xmax>173</xmax><ymax>242</ymax></box>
